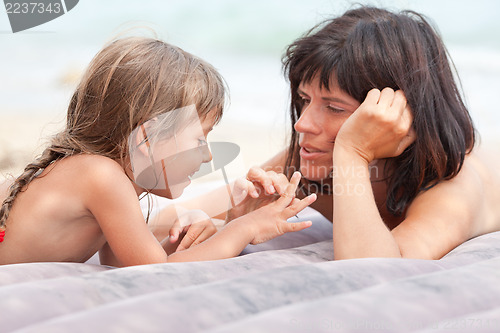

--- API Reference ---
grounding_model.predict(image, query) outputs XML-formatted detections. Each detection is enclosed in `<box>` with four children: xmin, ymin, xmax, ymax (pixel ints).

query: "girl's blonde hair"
<box><xmin>0</xmin><ymin>37</ymin><xmax>226</xmax><ymax>230</ymax></box>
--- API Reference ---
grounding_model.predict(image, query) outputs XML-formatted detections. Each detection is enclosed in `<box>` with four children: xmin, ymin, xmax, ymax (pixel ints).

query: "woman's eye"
<box><xmin>327</xmin><ymin>105</ymin><xmax>345</xmax><ymax>113</ymax></box>
<box><xmin>300</xmin><ymin>96</ymin><xmax>311</xmax><ymax>104</ymax></box>
<box><xmin>198</xmin><ymin>138</ymin><xmax>207</xmax><ymax>146</ymax></box>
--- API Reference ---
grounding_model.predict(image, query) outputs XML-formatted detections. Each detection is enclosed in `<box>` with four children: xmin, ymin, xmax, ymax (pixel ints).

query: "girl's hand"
<box><xmin>168</xmin><ymin>209</ymin><xmax>218</xmax><ymax>252</ymax></box>
<box><xmin>237</xmin><ymin>171</ymin><xmax>317</xmax><ymax>245</ymax></box>
<box><xmin>335</xmin><ymin>88</ymin><xmax>416</xmax><ymax>164</ymax></box>
<box><xmin>227</xmin><ymin>167</ymin><xmax>292</xmax><ymax>222</ymax></box>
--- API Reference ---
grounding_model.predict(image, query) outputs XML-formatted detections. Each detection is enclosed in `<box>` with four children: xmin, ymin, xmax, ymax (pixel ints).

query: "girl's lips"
<box><xmin>300</xmin><ymin>146</ymin><xmax>327</xmax><ymax>160</ymax></box>
<box><xmin>187</xmin><ymin>167</ymin><xmax>200</xmax><ymax>179</ymax></box>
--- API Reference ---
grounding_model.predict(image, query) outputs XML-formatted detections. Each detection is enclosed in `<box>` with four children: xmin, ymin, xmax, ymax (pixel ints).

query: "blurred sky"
<box><xmin>1</xmin><ymin>0</ymin><xmax>499</xmax><ymax>139</ymax></box>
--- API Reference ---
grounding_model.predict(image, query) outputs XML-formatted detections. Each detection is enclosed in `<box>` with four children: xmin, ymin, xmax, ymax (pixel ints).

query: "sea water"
<box><xmin>0</xmin><ymin>0</ymin><xmax>499</xmax><ymax>142</ymax></box>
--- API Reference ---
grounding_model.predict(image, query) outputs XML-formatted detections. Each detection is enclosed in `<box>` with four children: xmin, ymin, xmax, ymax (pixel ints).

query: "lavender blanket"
<box><xmin>1</xmin><ymin>209</ymin><xmax>500</xmax><ymax>333</ymax></box>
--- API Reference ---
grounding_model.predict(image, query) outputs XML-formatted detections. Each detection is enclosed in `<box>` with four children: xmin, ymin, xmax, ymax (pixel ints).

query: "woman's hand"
<box><xmin>168</xmin><ymin>209</ymin><xmax>218</xmax><ymax>252</ymax></box>
<box><xmin>226</xmin><ymin>166</ymin><xmax>292</xmax><ymax>222</ymax></box>
<box><xmin>335</xmin><ymin>88</ymin><xmax>416</xmax><ymax>164</ymax></box>
<box><xmin>234</xmin><ymin>171</ymin><xmax>317</xmax><ymax>244</ymax></box>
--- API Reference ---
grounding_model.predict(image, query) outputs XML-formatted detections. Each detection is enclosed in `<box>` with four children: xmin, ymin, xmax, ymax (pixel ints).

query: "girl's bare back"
<box><xmin>0</xmin><ymin>155</ymin><xmax>119</xmax><ymax>264</ymax></box>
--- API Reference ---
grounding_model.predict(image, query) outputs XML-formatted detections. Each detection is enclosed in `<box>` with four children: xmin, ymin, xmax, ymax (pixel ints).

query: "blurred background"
<box><xmin>1</xmin><ymin>0</ymin><xmax>499</xmax><ymax>183</ymax></box>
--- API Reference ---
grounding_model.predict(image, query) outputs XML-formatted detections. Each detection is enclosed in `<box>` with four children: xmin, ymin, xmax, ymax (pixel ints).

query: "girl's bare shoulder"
<box><xmin>39</xmin><ymin>154</ymin><xmax>131</xmax><ymax>197</ymax></box>
<box><xmin>51</xmin><ymin>154</ymin><xmax>125</xmax><ymax>180</ymax></box>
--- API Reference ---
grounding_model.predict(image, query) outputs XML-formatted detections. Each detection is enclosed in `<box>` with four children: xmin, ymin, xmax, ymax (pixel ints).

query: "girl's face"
<box><xmin>295</xmin><ymin>76</ymin><xmax>360</xmax><ymax>181</ymax></box>
<box><xmin>133</xmin><ymin>109</ymin><xmax>216</xmax><ymax>199</ymax></box>
<box><xmin>152</xmin><ymin>115</ymin><xmax>214</xmax><ymax>199</ymax></box>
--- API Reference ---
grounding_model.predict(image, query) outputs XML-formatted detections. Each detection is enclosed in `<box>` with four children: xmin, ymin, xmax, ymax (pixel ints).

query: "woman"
<box><xmin>250</xmin><ymin>6</ymin><xmax>500</xmax><ymax>260</ymax></box>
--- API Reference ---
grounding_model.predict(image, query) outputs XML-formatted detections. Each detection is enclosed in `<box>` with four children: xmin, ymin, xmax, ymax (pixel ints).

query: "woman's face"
<box><xmin>295</xmin><ymin>75</ymin><xmax>360</xmax><ymax>181</ymax></box>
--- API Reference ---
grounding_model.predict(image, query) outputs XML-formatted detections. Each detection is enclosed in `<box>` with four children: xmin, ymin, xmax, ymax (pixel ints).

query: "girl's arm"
<box><xmin>86</xmin><ymin>158</ymin><xmax>169</xmax><ymax>266</ymax></box>
<box><xmin>87</xmin><ymin>158</ymin><xmax>315</xmax><ymax>266</ymax></box>
<box><xmin>167</xmin><ymin>172</ymin><xmax>316</xmax><ymax>262</ymax></box>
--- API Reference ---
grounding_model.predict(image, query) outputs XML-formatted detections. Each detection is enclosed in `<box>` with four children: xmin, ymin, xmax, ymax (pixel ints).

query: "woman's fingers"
<box><xmin>176</xmin><ymin>221</ymin><xmax>215</xmax><ymax>251</ymax></box>
<box><xmin>396</xmin><ymin>126</ymin><xmax>417</xmax><ymax>155</ymax></box>
<box><xmin>232</xmin><ymin>178</ymin><xmax>257</xmax><ymax>204</ymax></box>
<box><xmin>169</xmin><ymin>219</ymin><xmax>182</xmax><ymax>243</ymax></box>
<box><xmin>364</xmin><ymin>88</ymin><xmax>382</xmax><ymax>106</ymax></box>
<box><xmin>276</xmin><ymin>171</ymin><xmax>301</xmax><ymax>207</ymax></box>
<box><xmin>246</xmin><ymin>166</ymin><xmax>297</xmax><ymax>197</ymax></box>
<box><xmin>377</xmin><ymin>87</ymin><xmax>395</xmax><ymax>109</ymax></box>
<box><xmin>266</xmin><ymin>172</ymin><xmax>287</xmax><ymax>194</ymax></box>
<box><xmin>247</xmin><ymin>166</ymin><xmax>275</xmax><ymax>194</ymax></box>
<box><xmin>394</xmin><ymin>95</ymin><xmax>415</xmax><ymax>154</ymax></box>
<box><xmin>401</xmin><ymin>103</ymin><xmax>414</xmax><ymax>129</ymax></box>
<box><xmin>392</xmin><ymin>90</ymin><xmax>407</xmax><ymax>112</ymax></box>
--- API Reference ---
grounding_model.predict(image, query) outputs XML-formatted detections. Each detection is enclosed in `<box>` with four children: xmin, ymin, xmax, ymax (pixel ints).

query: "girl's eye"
<box><xmin>327</xmin><ymin>105</ymin><xmax>345</xmax><ymax>113</ymax></box>
<box><xmin>198</xmin><ymin>138</ymin><xmax>207</xmax><ymax>146</ymax></box>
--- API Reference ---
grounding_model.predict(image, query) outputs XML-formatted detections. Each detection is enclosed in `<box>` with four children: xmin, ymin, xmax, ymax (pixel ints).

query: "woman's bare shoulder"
<box><xmin>260</xmin><ymin>149</ymin><xmax>287</xmax><ymax>173</ymax></box>
<box><xmin>392</xmin><ymin>147</ymin><xmax>500</xmax><ymax>258</ymax></box>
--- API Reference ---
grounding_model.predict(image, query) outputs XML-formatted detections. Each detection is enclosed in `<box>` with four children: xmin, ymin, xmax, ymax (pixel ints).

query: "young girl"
<box><xmin>0</xmin><ymin>37</ymin><xmax>316</xmax><ymax>267</ymax></box>
<box><xmin>230</xmin><ymin>6</ymin><xmax>500</xmax><ymax>260</ymax></box>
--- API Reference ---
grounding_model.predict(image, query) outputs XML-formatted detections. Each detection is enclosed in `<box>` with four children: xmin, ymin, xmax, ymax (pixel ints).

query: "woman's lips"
<box><xmin>299</xmin><ymin>146</ymin><xmax>327</xmax><ymax>160</ymax></box>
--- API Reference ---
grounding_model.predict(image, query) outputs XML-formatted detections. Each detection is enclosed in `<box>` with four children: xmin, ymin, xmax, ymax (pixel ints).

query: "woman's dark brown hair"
<box><xmin>283</xmin><ymin>6</ymin><xmax>476</xmax><ymax>216</ymax></box>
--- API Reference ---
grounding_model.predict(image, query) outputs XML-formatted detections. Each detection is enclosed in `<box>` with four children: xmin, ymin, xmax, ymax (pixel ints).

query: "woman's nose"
<box><xmin>294</xmin><ymin>103</ymin><xmax>321</xmax><ymax>135</ymax></box>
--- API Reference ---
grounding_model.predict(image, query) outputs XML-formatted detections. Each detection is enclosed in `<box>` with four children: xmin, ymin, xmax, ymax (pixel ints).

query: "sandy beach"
<box><xmin>0</xmin><ymin>111</ymin><xmax>289</xmax><ymax>183</ymax></box>
<box><xmin>0</xmin><ymin>113</ymin><xmax>63</xmax><ymax>179</ymax></box>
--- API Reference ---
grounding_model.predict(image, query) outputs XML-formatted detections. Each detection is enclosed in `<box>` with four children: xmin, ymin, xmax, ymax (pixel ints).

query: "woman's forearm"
<box><xmin>332</xmin><ymin>147</ymin><xmax>401</xmax><ymax>259</ymax></box>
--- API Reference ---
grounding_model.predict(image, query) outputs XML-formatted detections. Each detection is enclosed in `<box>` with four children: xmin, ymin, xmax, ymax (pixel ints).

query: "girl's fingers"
<box><xmin>284</xmin><ymin>193</ymin><xmax>317</xmax><ymax>218</ymax></box>
<box><xmin>281</xmin><ymin>220</ymin><xmax>313</xmax><ymax>233</ymax></box>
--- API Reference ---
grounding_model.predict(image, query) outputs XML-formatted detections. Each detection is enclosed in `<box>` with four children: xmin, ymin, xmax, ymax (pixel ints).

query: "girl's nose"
<box><xmin>294</xmin><ymin>103</ymin><xmax>321</xmax><ymax>135</ymax></box>
<box><xmin>202</xmin><ymin>145</ymin><xmax>212</xmax><ymax>163</ymax></box>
